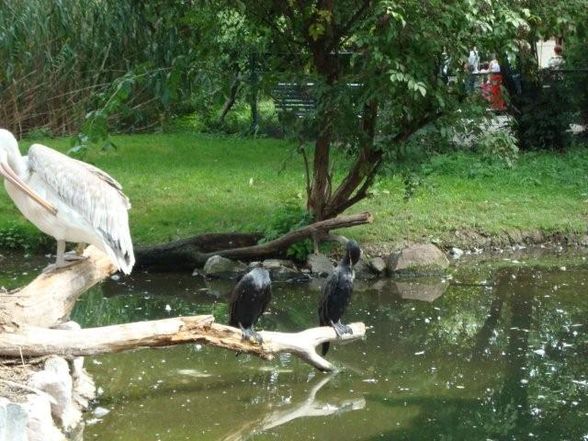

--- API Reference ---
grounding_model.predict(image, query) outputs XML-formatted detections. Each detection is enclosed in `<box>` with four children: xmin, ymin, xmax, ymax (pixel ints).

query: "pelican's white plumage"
<box><xmin>0</xmin><ymin>129</ymin><xmax>134</xmax><ymax>274</ymax></box>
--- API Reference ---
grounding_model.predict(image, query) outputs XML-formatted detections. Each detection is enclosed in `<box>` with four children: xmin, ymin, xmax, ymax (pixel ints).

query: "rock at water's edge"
<box><xmin>306</xmin><ymin>254</ymin><xmax>334</xmax><ymax>277</ymax></box>
<box><xmin>202</xmin><ymin>255</ymin><xmax>247</xmax><ymax>277</ymax></box>
<box><xmin>368</xmin><ymin>257</ymin><xmax>387</xmax><ymax>274</ymax></box>
<box><xmin>0</xmin><ymin>398</ymin><xmax>28</xmax><ymax>441</ymax></box>
<box><xmin>387</xmin><ymin>244</ymin><xmax>449</xmax><ymax>275</ymax></box>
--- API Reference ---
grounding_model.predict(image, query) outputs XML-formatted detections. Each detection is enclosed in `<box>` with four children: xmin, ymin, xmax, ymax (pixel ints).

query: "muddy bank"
<box><xmin>362</xmin><ymin>229</ymin><xmax>588</xmax><ymax>260</ymax></box>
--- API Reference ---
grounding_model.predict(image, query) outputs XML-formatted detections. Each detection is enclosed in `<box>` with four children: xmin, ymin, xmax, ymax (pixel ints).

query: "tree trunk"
<box><xmin>135</xmin><ymin>212</ymin><xmax>372</xmax><ymax>270</ymax></box>
<box><xmin>308</xmin><ymin>21</ymin><xmax>338</xmax><ymax>221</ymax></box>
<box><xmin>324</xmin><ymin>99</ymin><xmax>380</xmax><ymax>218</ymax></box>
<box><xmin>219</xmin><ymin>72</ymin><xmax>242</xmax><ymax>124</ymax></box>
<box><xmin>1</xmin><ymin>244</ymin><xmax>367</xmax><ymax>372</ymax></box>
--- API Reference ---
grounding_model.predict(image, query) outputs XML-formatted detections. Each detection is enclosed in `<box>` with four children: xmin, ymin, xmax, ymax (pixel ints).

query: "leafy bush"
<box><xmin>257</xmin><ymin>200</ymin><xmax>313</xmax><ymax>261</ymax></box>
<box><xmin>564</xmin><ymin>29</ymin><xmax>588</xmax><ymax>131</ymax></box>
<box><xmin>0</xmin><ymin>224</ymin><xmax>50</xmax><ymax>251</ymax></box>
<box><xmin>476</xmin><ymin>128</ymin><xmax>519</xmax><ymax>167</ymax></box>
<box><xmin>515</xmin><ymin>79</ymin><xmax>574</xmax><ymax>151</ymax></box>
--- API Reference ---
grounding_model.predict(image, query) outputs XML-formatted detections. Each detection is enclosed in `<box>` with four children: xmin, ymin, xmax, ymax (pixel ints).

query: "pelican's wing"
<box><xmin>27</xmin><ymin>144</ymin><xmax>134</xmax><ymax>273</ymax></box>
<box><xmin>74</xmin><ymin>160</ymin><xmax>131</xmax><ymax>208</ymax></box>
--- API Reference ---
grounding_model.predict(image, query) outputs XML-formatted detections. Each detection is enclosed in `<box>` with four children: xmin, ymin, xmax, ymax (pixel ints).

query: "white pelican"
<box><xmin>0</xmin><ymin>129</ymin><xmax>134</xmax><ymax>274</ymax></box>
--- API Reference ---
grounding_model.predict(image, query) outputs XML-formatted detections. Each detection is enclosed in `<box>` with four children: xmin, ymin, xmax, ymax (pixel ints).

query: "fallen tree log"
<box><xmin>135</xmin><ymin>232</ymin><xmax>263</xmax><ymax>271</ymax></box>
<box><xmin>0</xmin><ymin>316</ymin><xmax>365</xmax><ymax>372</ymax></box>
<box><xmin>136</xmin><ymin>211</ymin><xmax>373</xmax><ymax>270</ymax></box>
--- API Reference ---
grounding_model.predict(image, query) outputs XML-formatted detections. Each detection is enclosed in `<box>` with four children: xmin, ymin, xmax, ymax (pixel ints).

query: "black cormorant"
<box><xmin>229</xmin><ymin>267</ymin><xmax>272</xmax><ymax>344</ymax></box>
<box><xmin>318</xmin><ymin>240</ymin><xmax>361</xmax><ymax>355</ymax></box>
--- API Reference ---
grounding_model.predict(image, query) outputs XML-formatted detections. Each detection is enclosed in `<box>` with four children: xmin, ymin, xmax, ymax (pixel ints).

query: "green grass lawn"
<box><xmin>0</xmin><ymin>131</ymin><xmax>586</xmax><ymax>252</ymax></box>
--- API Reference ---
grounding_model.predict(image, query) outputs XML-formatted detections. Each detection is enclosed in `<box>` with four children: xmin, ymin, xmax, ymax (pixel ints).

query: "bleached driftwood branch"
<box><xmin>0</xmin><ymin>316</ymin><xmax>365</xmax><ymax>372</ymax></box>
<box><xmin>0</xmin><ymin>246</ymin><xmax>365</xmax><ymax>371</ymax></box>
<box><xmin>0</xmin><ymin>246</ymin><xmax>115</xmax><ymax>327</ymax></box>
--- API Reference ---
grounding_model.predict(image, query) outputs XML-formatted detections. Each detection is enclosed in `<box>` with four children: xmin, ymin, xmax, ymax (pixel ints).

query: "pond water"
<box><xmin>3</xmin><ymin>251</ymin><xmax>588</xmax><ymax>440</ymax></box>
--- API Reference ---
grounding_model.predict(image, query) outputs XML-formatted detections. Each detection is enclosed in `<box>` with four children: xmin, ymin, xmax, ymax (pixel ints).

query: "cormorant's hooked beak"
<box><xmin>0</xmin><ymin>156</ymin><xmax>57</xmax><ymax>215</ymax></box>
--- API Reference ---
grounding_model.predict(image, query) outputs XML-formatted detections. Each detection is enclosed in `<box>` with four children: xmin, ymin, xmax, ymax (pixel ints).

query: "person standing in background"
<box><xmin>488</xmin><ymin>54</ymin><xmax>506</xmax><ymax>110</ymax></box>
<box><xmin>466</xmin><ymin>46</ymin><xmax>480</xmax><ymax>93</ymax></box>
<box><xmin>548</xmin><ymin>45</ymin><xmax>564</xmax><ymax>69</ymax></box>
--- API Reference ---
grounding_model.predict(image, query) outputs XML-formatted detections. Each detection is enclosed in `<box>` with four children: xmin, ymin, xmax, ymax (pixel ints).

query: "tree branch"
<box><xmin>327</xmin><ymin>157</ymin><xmax>382</xmax><ymax>217</ymax></box>
<box><xmin>299</xmin><ymin>142</ymin><xmax>312</xmax><ymax>202</ymax></box>
<box><xmin>330</xmin><ymin>0</ymin><xmax>372</xmax><ymax>51</ymax></box>
<box><xmin>249</xmin><ymin>1</ymin><xmax>306</xmax><ymax>49</ymax></box>
<box><xmin>0</xmin><ymin>317</ymin><xmax>366</xmax><ymax>372</ymax></box>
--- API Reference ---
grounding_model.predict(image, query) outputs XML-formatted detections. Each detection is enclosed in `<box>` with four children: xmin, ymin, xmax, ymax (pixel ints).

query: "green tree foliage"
<box><xmin>497</xmin><ymin>0</ymin><xmax>588</xmax><ymax>151</ymax></box>
<box><xmin>226</xmin><ymin>1</ymin><xmax>530</xmax><ymax>220</ymax></box>
<box><xmin>3</xmin><ymin>0</ymin><xmax>586</xmax><ymax>221</ymax></box>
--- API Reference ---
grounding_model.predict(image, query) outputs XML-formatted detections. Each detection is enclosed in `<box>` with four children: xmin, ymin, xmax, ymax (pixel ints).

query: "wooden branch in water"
<box><xmin>0</xmin><ymin>316</ymin><xmax>366</xmax><ymax>372</ymax></box>
<box><xmin>0</xmin><ymin>246</ymin><xmax>116</xmax><ymax>328</ymax></box>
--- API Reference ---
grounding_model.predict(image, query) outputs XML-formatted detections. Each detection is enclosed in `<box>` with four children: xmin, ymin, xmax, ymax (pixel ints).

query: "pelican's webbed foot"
<box><xmin>42</xmin><ymin>260</ymin><xmax>84</xmax><ymax>273</ymax></box>
<box><xmin>330</xmin><ymin>320</ymin><xmax>353</xmax><ymax>338</ymax></box>
<box><xmin>240</xmin><ymin>324</ymin><xmax>264</xmax><ymax>345</ymax></box>
<box><xmin>64</xmin><ymin>251</ymin><xmax>89</xmax><ymax>262</ymax></box>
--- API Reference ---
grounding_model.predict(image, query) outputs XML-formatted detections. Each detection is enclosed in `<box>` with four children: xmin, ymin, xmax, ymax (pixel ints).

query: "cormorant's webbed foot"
<box><xmin>239</xmin><ymin>324</ymin><xmax>264</xmax><ymax>345</ymax></box>
<box><xmin>330</xmin><ymin>320</ymin><xmax>353</xmax><ymax>338</ymax></box>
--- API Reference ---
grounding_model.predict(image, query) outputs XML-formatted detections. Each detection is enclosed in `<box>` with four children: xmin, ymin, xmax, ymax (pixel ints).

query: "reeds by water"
<box><xmin>0</xmin><ymin>0</ymin><xmax>194</xmax><ymax>137</ymax></box>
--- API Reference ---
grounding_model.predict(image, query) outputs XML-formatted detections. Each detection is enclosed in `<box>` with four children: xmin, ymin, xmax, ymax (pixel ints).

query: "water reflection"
<box><xmin>391</xmin><ymin>278</ymin><xmax>448</xmax><ymax>302</ymax></box>
<box><xmin>223</xmin><ymin>374</ymin><xmax>365</xmax><ymax>441</ymax></box>
<box><xmin>67</xmin><ymin>258</ymin><xmax>587</xmax><ymax>441</ymax></box>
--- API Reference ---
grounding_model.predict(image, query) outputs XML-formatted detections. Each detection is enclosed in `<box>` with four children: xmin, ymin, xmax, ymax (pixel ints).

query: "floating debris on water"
<box><xmin>252</xmin><ymin>366</ymin><xmax>294</xmax><ymax>373</ymax></box>
<box><xmin>362</xmin><ymin>378</ymin><xmax>378</xmax><ymax>384</ymax></box>
<box><xmin>176</xmin><ymin>369</ymin><xmax>212</xmax><ymax>378</ymax></box>
<box><xmin>93</xmin><ymin>406</ymin><xmax>110</xmax><ymax>418</ymax></box>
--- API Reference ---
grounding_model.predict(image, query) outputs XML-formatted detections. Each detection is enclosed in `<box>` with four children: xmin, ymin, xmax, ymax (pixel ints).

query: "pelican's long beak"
<box><xmin>0</xmin><ymin>160</ymin><xmax>57</xmax><ymax>215</ymax></box>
